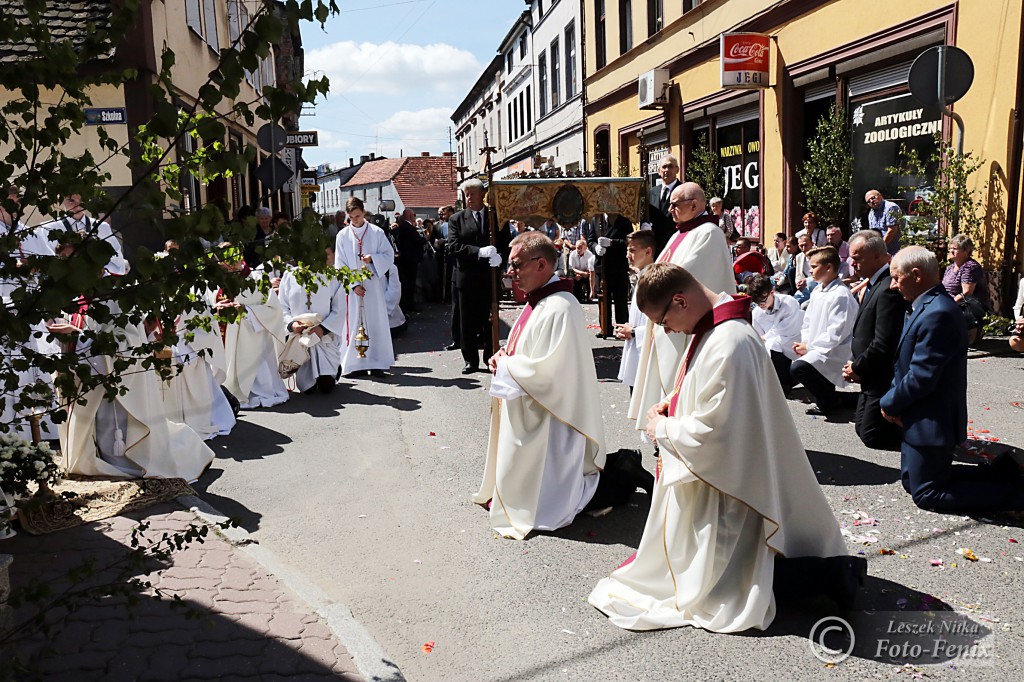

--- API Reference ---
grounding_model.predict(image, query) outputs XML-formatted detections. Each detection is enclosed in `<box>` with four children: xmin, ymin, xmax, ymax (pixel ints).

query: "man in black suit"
<box><xmin>881</xmin><ymin>247</ymin><xmax>1024</xmax><ymax>514</ymax></box>
<box><xmin>446</xmin><ymin>178</ymin><xmax>510</xmax><ymax>373</ymax></box>
<box><xmin>842</xmin><ymin>231</ymin><xmax>906</xmax><ymax>451</ymax></box>
<box><xmin>393</xmin><ymin>208</ymin><xmax>425</xmax><ymax>312</ymax></box>
<box><xmin>646</xmin><ymin>155</ymin><xmax>680</xmax><ymax>254</ymax></box>
<box><xmin>587</xmin><ymin>213</ymin><xmax>631</xmax><ymax>324</ymax></box>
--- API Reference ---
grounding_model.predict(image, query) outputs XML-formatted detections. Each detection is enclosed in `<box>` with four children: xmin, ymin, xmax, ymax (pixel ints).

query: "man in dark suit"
<box><xmin>446</xmin><ymin>178</ymin><xmax>510</xmax><ymax>374</ymax></box>
<box><xmin>842</xmin><ymin>231</ymin><xmax>906</xmax><ymax>450</ymax></box>
<box><xmin>587</xmin><ymin>213</ymin><xmax>631</xmax><ymax>325</ymax></box>
<box><xmin>393</xmin><ymin>208</ymin><xmax>425</xmax><ymax>312</ymax></box>
<box><xmin>646</xmin><ymin>155</ymin><xmax>680</xmax><ymax>254</ymax></box>
<box><xmin>881</xmin><ymin>246</ymin><xmax>1024</xmax><ymax>514</ymax></box>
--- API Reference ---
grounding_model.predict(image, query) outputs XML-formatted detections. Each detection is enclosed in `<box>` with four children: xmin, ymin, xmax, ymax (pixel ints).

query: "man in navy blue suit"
<box><xmin>881</xmin><ymin>247</ymin><xmax>1024</xmax><ymax>514</ymax></box>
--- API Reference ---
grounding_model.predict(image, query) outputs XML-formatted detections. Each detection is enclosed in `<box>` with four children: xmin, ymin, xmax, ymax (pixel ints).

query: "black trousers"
<box><xmin>398</xmin><ymin>262</ymin><xmax>418</xmax><ymax>310</ymax></box>
<box><xmin>773</xmin><ymin>556</ymin><xmax>860</xmax><ymax>603</ymax></box>
<box><xmin>791</xmin><ymin>360</ymin><xmax>837</xmax><ymax>412</ymax></box>
<box><xmin>770</xmin><ymin>350</ymin><xmax>794</xmax><ymax>391</ymax></box>
<box><xmin>457</xmin><ymin>283</ymin><xmax>493</xmax><ymax>367</ymax></box>
<box><xmin>855</xmin><ymin>390</ymin><xmax>901</xmax><ymax>451</ymax></box>
<box><xmin>902</xmin><ymin>443</ymin><xmax>1024</xmax><ymax>513</ymax></box>
<box><xmin>604</xmin><ymin>264</ymin><xmax>629</xmax><ymax>324</ymax></box>
<box><xmin>450</xmin><ymin>295</ymin><xmax>461</xmax><ymax>346</ymax></box>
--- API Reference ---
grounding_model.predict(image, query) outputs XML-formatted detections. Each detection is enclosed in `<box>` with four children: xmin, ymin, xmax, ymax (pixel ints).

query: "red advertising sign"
<box><xmin>720</xmin><ymin>33</ymin><xmax>770</xmax><ymax>89</ymax></box>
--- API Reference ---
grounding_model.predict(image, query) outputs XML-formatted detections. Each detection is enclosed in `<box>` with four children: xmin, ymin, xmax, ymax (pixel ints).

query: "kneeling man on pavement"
<box><xmin>473</xmin><ymin>232</ymin><xmax>652</xmax><ymax>540</ymax></box>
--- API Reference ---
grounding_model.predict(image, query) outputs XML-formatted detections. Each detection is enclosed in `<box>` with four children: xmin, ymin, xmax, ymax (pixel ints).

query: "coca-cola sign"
<box><xmin>720</xmin><ymin>33</ymin><xmax>770</xmax><ymax>89</ymax></box>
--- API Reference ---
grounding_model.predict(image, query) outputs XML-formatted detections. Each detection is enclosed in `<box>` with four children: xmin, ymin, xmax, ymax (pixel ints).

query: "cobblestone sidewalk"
<box><xmin>1</xmin><ymin>502</ymin><xmax>362</xmax><ymax>680</ymax></box>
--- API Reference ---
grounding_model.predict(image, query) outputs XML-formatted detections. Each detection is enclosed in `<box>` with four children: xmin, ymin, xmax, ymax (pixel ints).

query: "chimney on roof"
<box><xmin>360</xmin><ymin>155</ymin><xmax>369</xmax><ymax>164</ymax></box>
<box><xmin>421</xmin><ymin>152</ymin><xmax>430</xmax><ymax>157</ymax></box>
<box><xmin>442</xmin><ymin>152</ymin><xmax>454</xmax><ymax>157</ymax></box>
<box><xmin>369</xmin><ymin>153</ymin><xmax>376</xmax><ymax>160</ymax></box>
<box><xmin>349</xmin><ymin>158</ymin><xmax>354</xmax><ymax>167</ymax></box>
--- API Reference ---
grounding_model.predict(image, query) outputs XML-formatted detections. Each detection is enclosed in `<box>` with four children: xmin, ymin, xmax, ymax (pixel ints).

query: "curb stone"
<box><xmin>177</xmin><ymin>494</ymin><xmax>405</xmax><ymax>682</ymax></box>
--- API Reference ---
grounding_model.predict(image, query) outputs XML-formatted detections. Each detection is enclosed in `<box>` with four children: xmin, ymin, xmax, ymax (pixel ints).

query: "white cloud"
<box><xmin>372</xmin><ymin>107</ymin><xmax>454</xmax><ymax>158</ymax></box>
<box><xmin>307</xmin><ymin>40</ymin><xmax>482</xmax><ymax>95</ymax></box>
<box><xmin>315</xmin><ymin>130</ymin><xmax>351</xmax><ymax>150</ymax></box>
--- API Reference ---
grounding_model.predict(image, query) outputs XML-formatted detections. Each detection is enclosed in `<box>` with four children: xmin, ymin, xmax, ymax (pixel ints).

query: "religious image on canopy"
<box><xmin>490</xmin><ymin>177</ymin><xmax>646</xmax><ymax>225</ymax></box>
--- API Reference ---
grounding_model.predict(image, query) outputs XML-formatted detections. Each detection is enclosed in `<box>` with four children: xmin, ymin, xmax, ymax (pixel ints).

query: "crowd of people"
<box><xmin>468</xmin><ymin>173</ymin><xmax>1024</xmax><ymax>636</ymax></box>
<box><xmin>5</xmin><ymin>171</ymin><xmax>1024</xmax><ymax>638</ymax></box>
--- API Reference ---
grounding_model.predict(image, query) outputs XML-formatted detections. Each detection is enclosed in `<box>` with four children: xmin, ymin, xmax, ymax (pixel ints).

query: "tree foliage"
<box><xmin>0</xmin><ymin>0</ymin><xmax>346</xmax><ymax>435</ymax></box>
<box><xmin>798</xmin><ymin>104</ymin><xmax>854</xmax><ymax>228</ymax></box>
<box><xmin>685</xmin><ymin>129</ymin><xmax>722</xmax><ymax>200</ymax></box>
<box><xmin>886</xmin><ymin>135</ymin><xmax>987</xmax><ymax>253</ymax></box>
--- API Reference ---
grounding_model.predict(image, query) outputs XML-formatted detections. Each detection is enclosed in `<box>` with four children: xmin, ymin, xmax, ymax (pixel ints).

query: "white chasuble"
<box><xmin>278</xmin><ymin>270</ymin><xmax>346</xmax><ymax>391</ymax></box>
<box><xmin>334</xmin><ymin>223</ymin><xmax>395</xmax><ymax>373</ymax></box>
<box><xmin>160</xmin><ymin>309</ymin><xmax>235</xmax><ymax>440</ymax></box>
<box><xmin>590</xmin><ymin>298</ymin><xmax>846</xmax><ymax>632</ymax></box>
<box><xmin>219</xmin><ymin>277</ymin><xmax>289</xmax><ymax>409</ymax></box>
<box><xmin>628</xmin><ymin>217</ymin><xmax>735</xmax><ymax>431</ymax></box>
<box><xmin>473</xmin><ymin>279</ymin><xmax>605</xmax><ymax>540</ymax></box>
<box><xmin>799</xmin><ymin>278</ymin><xmax>858</xmax><ymax>386</ymax></box>
<box><xmin>61</xmin><ymin>314</ymin><xmax>215</xmax><ymax>483</ymax></box>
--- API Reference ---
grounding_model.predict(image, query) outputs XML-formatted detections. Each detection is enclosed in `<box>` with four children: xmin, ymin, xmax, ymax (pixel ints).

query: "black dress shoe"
<box><xmin>829</xmin><ymin>556</ymin><xmax>868</xmax><ymax>611</ymax></box>
<box><xmin>806</xmin><ymin>405</ymin><xmax>831</xmax><ymax>417</ymax></box>
<box><xmin>444</xmin><ymin>343</ymin><xmax>460</xmax><ymax>351</ymax></box>
<box><xmin>368</xmin><ymin>369</ymin><xmax>386</xmax><ymax>378</ymax></box>
<box><xmin>461</xmin><ymin>364</ymin><xmax>479</xmax><ymax>375</ymax></box>
<box><xmin>611</xmin><ymin>449</ymin><xmax>655</xmax><ymax>496</ymax></box>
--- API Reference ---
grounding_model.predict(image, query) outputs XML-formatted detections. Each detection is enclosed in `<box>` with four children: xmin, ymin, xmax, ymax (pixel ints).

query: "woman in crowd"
<box><xmin>418</xmin><ymin>219</ymin><xmax>442</xmax><ymax>302</ymax></box>
<box><xmin>942</xmin><ymin>233</ymin><xmax>988</xmax><ymax>344</ymax></box>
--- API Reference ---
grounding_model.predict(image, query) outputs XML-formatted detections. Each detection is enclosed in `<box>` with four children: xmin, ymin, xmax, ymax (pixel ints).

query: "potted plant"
<box><xmin>0</xmin><ymin>435</ymin><xmax>62</xmax><ymax>539</ymax></box>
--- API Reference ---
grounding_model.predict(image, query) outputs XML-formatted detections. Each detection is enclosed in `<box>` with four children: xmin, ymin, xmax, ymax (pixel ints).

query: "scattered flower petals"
<box><xmin>880</xmin><ymin>548</ymin><xmax>896</xmax><ymax>555</ymax></box>
<box><xmin>428</xmin><ymin>431</ymin><xmax>436</xmax><ymax>436</ymax></box>
<box><xmin>1010</xmin><ymin>539</ymin><xmax>1018</xmax><ymax>544</ymax></box>
<box><xmin>930</xmin><ymin>559</ymin><xmax>943</xmax><ymax>566</ymax></box>
<box><xmin>561</xmin><ymin>629</ymin><xmax>576</xmax><ymax>635</ymax></box>
<box><xmin>958</xmin><ymin>548</ymin><xmax>979</xmax><ymax>562</ymax></box>
<box><xmin>421</xmin><ymin>641</ymin><xmax>435</xmax><ymax>653</ymax></box>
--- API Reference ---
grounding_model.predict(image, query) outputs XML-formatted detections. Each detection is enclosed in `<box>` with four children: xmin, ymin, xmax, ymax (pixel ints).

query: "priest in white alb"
<box><xmin>51</xmin><ymin>296</ymin><xmax>214</xmax><ymax>483</ymax></box>
<box><xmin>628</xmin><ymin>182</ymin><xmax>736</xmax><ymax>435</ymax></box>
<box><xmin>214</xmin><ymin>249</ymin><xmax>289</xmax><ymax>409</ymax></box>
<box><xmin>278</xmin><ymin>246</ymin><xmax>347</xmax><ymax>394</ymax></box>
<box><xmin>475</xmin><ymin>233</ymin><xmax>652</xmax><ymax>540</ymax></box>
<box><xmin>333</xmin><ymin>197</ymin><xmax>395</xmax><ymax>378</ymax></box>
<box><xmin>589</xmin><ymin>263</ymin><xmax>863</xmax><ymax>633</ymax></box>
<box><xmin>158</xmin><ymin>304</ymin><xmax>235</xmax><ymax>440</ymax></box>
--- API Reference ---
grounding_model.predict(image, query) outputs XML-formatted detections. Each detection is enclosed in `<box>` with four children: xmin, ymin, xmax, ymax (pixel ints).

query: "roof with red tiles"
<box><xmin>392</xmin><ymin>155</ymin><xmax>458</xmax><ymax>209</ymax></box>
<box><xmin>340</xmin><ymin>158</ymin><xmax>408</xmax><ymax>188</ymax></box>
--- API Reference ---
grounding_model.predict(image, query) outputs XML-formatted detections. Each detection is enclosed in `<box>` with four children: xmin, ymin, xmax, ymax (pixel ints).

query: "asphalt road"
<box><xmin>194</xmin><ymin>299</ymin><xmax>1024</xmax><ymax>682</ymax></box>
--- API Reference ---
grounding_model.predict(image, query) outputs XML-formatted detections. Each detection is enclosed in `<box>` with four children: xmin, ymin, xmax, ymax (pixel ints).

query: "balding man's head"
<box><xmin>668</xmin><ymin>182</ymin><xmax>706</xmax><ymax>224</ymax></box>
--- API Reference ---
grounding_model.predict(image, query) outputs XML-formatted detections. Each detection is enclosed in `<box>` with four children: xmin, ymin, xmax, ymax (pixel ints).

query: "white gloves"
<box><xmin>594</xmin><ymin>244</ymin><xmax>607</xmax><ymax>257</ymax></box>
<box><xmin>487</xmin><ymin>253</ymin><xmax>502</xmax><ymax>268</ymax></box>
<box><xmin>640</xmin><ymin>222</ymin><xmax>652</xmax><ymax>231</ymax></box>
<box><xmin>478</xmin><ymin>245</ymin><xmax>497</xmax><ymax>259</ymax></box>
<box><xmin>598</xmin><ymin>237</ymin><xmax>612</xmax><ymax>247</ymax></box>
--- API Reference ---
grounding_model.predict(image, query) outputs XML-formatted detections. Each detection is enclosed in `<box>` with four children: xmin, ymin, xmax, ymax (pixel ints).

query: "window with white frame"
<box><xmin>550</xmin><ymin>37</ymin><xmax>561</xmax><ymax>109</ymax></box>
<box><xmin>538</xmin><ymin>51</ymin><xmax>548</xmax><ymax>117</ymax></box>
<box><xmin>565</xmin><ymin>23</ymin><xmax>577</xmax><ymax>99</ymax></box>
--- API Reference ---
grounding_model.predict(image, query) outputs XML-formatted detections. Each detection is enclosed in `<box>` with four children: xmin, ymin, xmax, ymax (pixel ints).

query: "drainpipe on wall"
<box><xmin>1002</xmin><ymin>2</ymin><xmax>1024</xmax><ymax>312</ymax></box>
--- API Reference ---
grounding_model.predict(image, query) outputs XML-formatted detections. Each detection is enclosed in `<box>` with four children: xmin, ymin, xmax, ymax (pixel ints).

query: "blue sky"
<box><xmin>299</xmin><ymin>0</ymin><xmax>525</xmax><ymax>168</ymax></box>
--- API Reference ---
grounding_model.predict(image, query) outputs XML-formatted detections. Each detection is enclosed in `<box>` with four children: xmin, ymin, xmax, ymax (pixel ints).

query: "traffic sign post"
<box><xmin>909</xmin><ymin>45</ymin><xmax>975</xmax><ymax>233</ymax></box>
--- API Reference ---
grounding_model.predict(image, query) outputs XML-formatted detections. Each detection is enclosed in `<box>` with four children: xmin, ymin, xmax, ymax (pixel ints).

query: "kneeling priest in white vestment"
<box><xmin>589</xmin><ymin>263</ymin><xmax>864</xmax><ymax>633</ymax></box>
<box><xmin>474</xmin><ymin>233</ymin><xmax>653</xmax><ymax>540</ymax></box>
<box><xmin>278</xmin><ymin>247</ymin><xmax>347</xmax><ymax>394</ymax></box>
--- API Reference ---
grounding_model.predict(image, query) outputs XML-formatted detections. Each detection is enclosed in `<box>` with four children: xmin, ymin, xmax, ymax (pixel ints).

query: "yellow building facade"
<box><xmin>583</xmin><ymin>0</ymin><xmax>1024</xmax><ymax>307</ymax></box>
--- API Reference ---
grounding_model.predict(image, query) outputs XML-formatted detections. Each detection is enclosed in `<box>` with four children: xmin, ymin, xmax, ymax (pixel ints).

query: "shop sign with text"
<box><xmin>720</xmin><ymin>33</ymin><xmax>770</xmax><ymax>89</ymax></box>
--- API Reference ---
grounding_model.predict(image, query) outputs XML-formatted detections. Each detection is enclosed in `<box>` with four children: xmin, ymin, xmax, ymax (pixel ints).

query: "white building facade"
<box><xmin>529</xmin><ymin>0</ymin><xmax>584</xmax><ymax>174</ymax></box>
<box><xmin>452</xmin><ymin>56</ymin><xmax>503</xmax><ymax>179</ymax></box>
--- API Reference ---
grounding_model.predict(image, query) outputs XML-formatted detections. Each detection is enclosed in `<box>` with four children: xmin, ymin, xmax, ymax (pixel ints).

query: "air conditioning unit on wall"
<box><xmin>638</xmin><ymin>69</ymin><xmax>670</xmax><ymax>109</ymax></box>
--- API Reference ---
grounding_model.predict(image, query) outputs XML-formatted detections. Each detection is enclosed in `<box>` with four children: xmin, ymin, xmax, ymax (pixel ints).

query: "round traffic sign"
<box><xmin>257</xmin><ymin>123</ymin><xmax>287</xmax><ymax>154</ymax></box>
<box><xmin>909</xmin><ymin>45</ymin><xmax>974</xmax><ymax>106</ymax></box>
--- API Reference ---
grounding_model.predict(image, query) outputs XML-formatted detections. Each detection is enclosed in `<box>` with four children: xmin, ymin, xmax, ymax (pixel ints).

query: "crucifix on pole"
<box><xmin>480</xmin><ymin>131</ymin><xmax>501</xmax><ymax>354</ymax></box>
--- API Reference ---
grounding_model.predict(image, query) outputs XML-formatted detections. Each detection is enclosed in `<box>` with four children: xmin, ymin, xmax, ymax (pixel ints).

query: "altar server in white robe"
<box><xmin>790</xmin><ymin>246</ymin><xmax>858</xmax><ymax>416</ymax></box>
<box><xmin>589</xmin><ymin>263</ymin><xmax>862</xmax><ymax>633</ymax></box>
<box><xmin>43</xmin><ymin>194</ymin><xmax>128</xmax><ymax>276</ymax></box>
<box><xmin>628</xmin><ymin>183</ymin><xmax>735</xmax><ymax>434</ymax></box>
<box><xmin>51</xmin><ymin>300</ymin><xmax>214</xmax><ymax>483</ymax></box>
<box><xmin>215</xmin><ymin>257</ymin><xmax>289</xmax><ymax>409</ymax></box>
<box><xmin>384</xmin><ymin>262</ymin><xmax>407</xmax><ymax>333</ymax></box>
<box><xmin>278</xmin><ymin>247</ymin><xmax>347</xmax><ymax>394</ymax></box>
<box><xmin>159</xmin><ymin>306</ymin><xmax>235</xmax><ymax>440</ymax></box>
<box><xmin>615</xmin><ymin>230</ymin><xmax>656</xmax><ymax>391</ymax></box>
<box><xmin>475</xmin><ymin>233</ymin><xmax>652</xmax><ymax>540</ymax></box>
<box><xmin>333</xmin><ymin>197</ymin><xmax>395</xmax><ymax>378</ymax></box>
<box><xmin>2</xmin><ymin>186</ymin><xmax>60</xmax><ymax>438</ymax></box>
<box><xmin>746</xmin><ymin>273</ymin><xmax>804</xmax><ymax>392</ymax></box>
